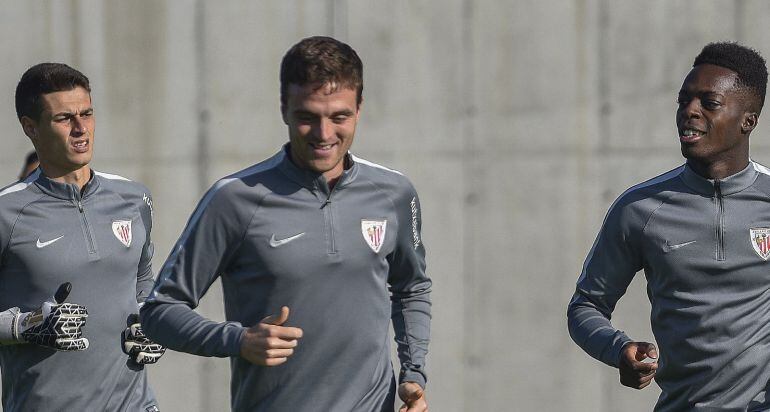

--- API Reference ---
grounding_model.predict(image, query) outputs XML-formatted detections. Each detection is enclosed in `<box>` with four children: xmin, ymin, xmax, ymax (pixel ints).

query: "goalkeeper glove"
<box><xmin>0</xmin><ymin>282</ymin><xmax>89</xmax><ymax>351</ymax></box>
<box><xmin>122</xmin><ymin>314</ymin><xmax>165</xmax><ymax>365</ymax></box>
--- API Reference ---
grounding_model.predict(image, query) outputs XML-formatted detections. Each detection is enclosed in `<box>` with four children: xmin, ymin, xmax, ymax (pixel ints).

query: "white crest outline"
<box><xmin>750</xmin><ymin>227</ymin><xmax>770</xmax><ymax>260</ymax></box>
<box><xmin>112</xmin><ymin>220</ymin><xmax>132</xmax><ymax>247</ymax></box>
<box><xmin>361</xmin><ymin>219</ymin><xmax>387</xmax><ymax>253</ymax></box>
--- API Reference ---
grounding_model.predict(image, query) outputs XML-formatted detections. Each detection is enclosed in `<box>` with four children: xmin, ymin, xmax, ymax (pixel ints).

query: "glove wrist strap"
<box><xmin>0</xmin><ymin>308</ymin><xmax>22</xmax><ymax>344</ymax></box>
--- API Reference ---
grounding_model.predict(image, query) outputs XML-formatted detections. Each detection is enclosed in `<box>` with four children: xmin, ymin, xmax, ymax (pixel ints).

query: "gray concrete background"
<box><xmin>1</xmin><ymin>1</ymin><xmax>769</xmax><ymax>411</ymax></box>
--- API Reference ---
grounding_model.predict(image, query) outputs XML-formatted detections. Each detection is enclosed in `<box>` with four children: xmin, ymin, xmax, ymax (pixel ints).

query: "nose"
<box><xmin>313</xmin><ymin>119</ymin><xmax>335</xmax><ymax>141</ymax></box>
<box><xmin>678</xmin><ymin>97</ymin><xmax>701</xmax><ymax>120</ymax></box>
<box><xmin>70</xmin><ymin>115</ymin><xmax>87</xmax><ymax>136</ymax></box>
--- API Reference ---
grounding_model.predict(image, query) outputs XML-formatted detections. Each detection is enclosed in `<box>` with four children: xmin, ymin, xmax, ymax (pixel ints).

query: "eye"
<box><xmin>702</xmin><ymin>100</ymin><xmax>721</xmax><ymax>110</ymax></box>
<box><xmin>295</xmin><ymin>113</ymin><xmax>315</xmax><ymax>123</ymax></box>
<box><xmin>332</xmin><ymin>115</ymin><xmax>349</xmax><ymax>124</ymax></box>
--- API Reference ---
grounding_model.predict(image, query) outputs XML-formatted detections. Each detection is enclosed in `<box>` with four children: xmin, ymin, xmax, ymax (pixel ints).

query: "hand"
<box><xmin>240</xmin><ymin>306</ymin><xmax>303</xmax><ymax>366</ymax></box>
<box><xmin>122</xmin><ymin>314</ymin><xmax>166</xmax><ymax>365</ymax></box>
<box><xmin>619</xmin><ymin>341</ymin><xmax>658</xmax><ymax>389</ymax></box>
<box><xmin>398</xmin><ymin>382</ymin><xmax>428</xmax><ymax>412</ymax></box>
<box><xmin>17</xmin><ymin>282</ymin><xmax>89</xmax><ymax>351</ymax></box>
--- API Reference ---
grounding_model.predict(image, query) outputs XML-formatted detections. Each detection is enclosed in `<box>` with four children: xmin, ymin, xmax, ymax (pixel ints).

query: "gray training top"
<box><xmin>568</xmin><ymin>161</ymin><xmax>770</xmax><ymax>411</ymax></box>
<box><xmin>141</xmin><ymin>146</ymin><xmax>432</xmax><ymax>412</ymax></box>
<box><xmin>0</xmin><ymin>169</ymin><xmax>158</xmax><ymax>411</ymax></box>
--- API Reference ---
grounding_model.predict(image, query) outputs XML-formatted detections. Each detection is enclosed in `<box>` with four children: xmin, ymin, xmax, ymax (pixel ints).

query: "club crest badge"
<box><xmin>750</xmin><ymin>228</ymin><xmax>770</xmax><ymax>260</ymax></box>
<box><xmin>112</xmin><ymin>220</ymin><xmax>132</xmax><ymax>247</ymax></box>
<box><xmin>361</xmin><ymin>219</ymin><xmax>387</xmax><ymax>253</ymax></box>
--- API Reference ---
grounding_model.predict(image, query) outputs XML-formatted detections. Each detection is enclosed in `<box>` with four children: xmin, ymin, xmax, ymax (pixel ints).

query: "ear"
<box><xmin>280</xmin><ymin>104</ymin><xmax>288</xmax><ymax>125</ymax></box>
<box><xmin>742</xmin><ymin>112</ymin><xmax>759</xmax><ymax>134</ymax></box>
<box><xmin>20</xmin><ymin>116</ymin><xmax>38</xmax><ymax>141</ymax></box>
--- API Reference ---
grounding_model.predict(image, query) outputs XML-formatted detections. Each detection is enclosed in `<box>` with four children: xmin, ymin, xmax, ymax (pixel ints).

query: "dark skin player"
<box><xmin>618</xmin><ymin>63</ymin><xmax>760</xmax><ymax>389</ymax></box>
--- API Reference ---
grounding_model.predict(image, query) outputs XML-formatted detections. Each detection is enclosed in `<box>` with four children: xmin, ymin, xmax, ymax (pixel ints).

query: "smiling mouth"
<box><xmin>309</xmin><ymin>142</ymin><xmax>337</xmax><ymax>152</ymax></box>
<box><xmin>72</xmin><ymin>140</ymin><xmax>89</xmax><ymax>153</ymax></box>
<box><xmin>680</xmin><ymin>128</ymin><xmax>705</xmax><ymax>144</ymax></box>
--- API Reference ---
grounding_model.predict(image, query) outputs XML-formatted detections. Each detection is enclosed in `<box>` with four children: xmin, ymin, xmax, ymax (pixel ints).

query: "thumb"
<box><xmin>261</xmin><ymin>306</ymin><xmax>290</xmax><ymax>326</ymax></box>
<box><xmin>54</xmin><ymin>282</ymin><xmax>72</xmax><ymax>304</ymax></box>
<box><xmin>645</xmin><ymin>343</ymin><xmax>658</xmax><ymax>360</ymax></box>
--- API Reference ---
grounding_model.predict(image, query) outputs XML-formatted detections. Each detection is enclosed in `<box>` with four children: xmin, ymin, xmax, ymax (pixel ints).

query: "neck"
<box><xmin>40</xmin><ymin>164</ymin><xmax>92</xmax><ymax>191</ymax></box>
<box><xmin>687</xmin><ymin>157</ymin><xmax>749</xmax><ymax>180</ymax></box>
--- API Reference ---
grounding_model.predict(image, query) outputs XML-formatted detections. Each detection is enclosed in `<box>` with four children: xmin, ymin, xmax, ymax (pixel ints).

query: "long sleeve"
<box><xmin>567</xmin><ymin>196</ymin><xmax>644</xmax><ymax>367</ymax></box>
<box><xmin>388</xmin><ymin>184</ymin><xmax>431</xmax><ymax>388</ymax></box>
<box><xmin>135</xmin><ymin>191</ymin><xmax>155</xmax><ymax>304</ymax></box>
<box><xmin>140</xmin><ymin>181</ymin><xmax>251</xmax><ymax>357</ymax></box>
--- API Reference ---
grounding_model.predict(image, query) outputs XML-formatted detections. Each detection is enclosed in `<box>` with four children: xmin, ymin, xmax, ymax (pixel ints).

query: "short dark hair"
<box><xmin>15</xmin><ymin>63</ymin><xmax>91</xmax><ymax>120</ymax></box>
<box><xmin>280</xmin><ymin>36</ymin><xmax>363</xmax><ymax>107</ymax></box>
<box><xmin>693</xmin><ymin>42</ymin><xmax>768</xmax><ymax>112</ymax></box>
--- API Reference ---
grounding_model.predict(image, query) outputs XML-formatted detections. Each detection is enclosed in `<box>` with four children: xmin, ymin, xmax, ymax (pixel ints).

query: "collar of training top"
<box><xmin>277</xmin><ymin>143</ymin><xmax>359</xmax><ymax>193</ymax></box>
<box><xmin>34</xmin><ymin>169</ymin><xmax>100</xmax><ymax>201</ymax></box>
<box><xmin>680</xmin><ymin>161</ymin><xmax>758</xmax><ymax>196</ymax></box>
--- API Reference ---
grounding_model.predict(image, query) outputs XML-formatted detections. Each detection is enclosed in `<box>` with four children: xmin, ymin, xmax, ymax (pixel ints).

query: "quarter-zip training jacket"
<box><xmin>568</xmin><ymin>161</ymin><xmax>770</xmax><ymax>411</ymax></box>
<box><xmin>0</xmin><ymin>169</ymin><xmax>158</xmax><ymax>411</ymax></box>
<box><xmin>140</xmin><ymin>146</ymin><xmax>432</xmax><ymax>412</ymax></box>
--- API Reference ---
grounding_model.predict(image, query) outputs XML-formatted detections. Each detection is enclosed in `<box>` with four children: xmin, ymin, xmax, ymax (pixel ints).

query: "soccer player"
<box><xmin>17</xmin><ymin>151</ymin><xmax>38</xmax><ymax>181</ymax></box>
<box><xmin>568</xmin><ymin>42</ymin><xmax>770</xmax><ymax>410</ymax></box>
<box><xmin>0</xmin><ymin>63</ymin><xmax>164</xmax><ymax>411</ymax></box>
<box><xmin>140</xmin><ymin>36</ymin><xmax>432</xmax><ymax>411</ymax></box>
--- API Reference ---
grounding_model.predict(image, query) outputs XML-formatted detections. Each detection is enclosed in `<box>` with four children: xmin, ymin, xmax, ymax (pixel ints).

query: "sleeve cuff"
<box><xmin>224</xmin><ymin>324</ymin><xmax>246</xmax><ymax>357</ymax></box>
<box><xmin>399</xmin><ymin>368</ymin><xmax>427</xmax><ymax>389</ymax></box>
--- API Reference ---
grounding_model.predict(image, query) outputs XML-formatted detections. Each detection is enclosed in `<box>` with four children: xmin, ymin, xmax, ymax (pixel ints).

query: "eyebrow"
<box><xmin>53</xmin><ymin>107</ymin><xmax>93</xmax><ymax>117</ymax></box>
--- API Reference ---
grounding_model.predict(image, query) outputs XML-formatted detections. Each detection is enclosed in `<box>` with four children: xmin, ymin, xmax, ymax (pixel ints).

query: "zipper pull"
<box><xmin>77</xmin><ymin>200</ymin><xmax>84</xmax><ymax>212</ymax></box>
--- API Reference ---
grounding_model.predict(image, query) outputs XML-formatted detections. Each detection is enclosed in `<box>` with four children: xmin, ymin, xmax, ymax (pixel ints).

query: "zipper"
<box><xmin>715</xmin><ymin>180</ymin><xmax>725</xmax><ymax>261</ymax></box>
<box><xmin>75</xmin><ymin>198</ymin><xmax>97</xmax><ymax>254</ymax></box>
<box><xmin>322</xmin><ymin>193</ymin><xmax>336</xmax><ymax>254</ymax></box>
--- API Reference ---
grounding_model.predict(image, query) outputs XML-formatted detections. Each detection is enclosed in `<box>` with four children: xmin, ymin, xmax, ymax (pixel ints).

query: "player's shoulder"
<box><xmin>614</xmin><ymin>165</ymin><xmax>685</xmax><ymax>206</ymax></box>
<box><xmin>203</xmin><ymin>151</ymin><xmax>286</xmax><ymax>205</ymax></box>
<box><xmin>95</xmin><ymin>170</ymin><xmax>151</xmax><ymax>196</ymax></box>
<box><xmin>352</xmin><ymin>154</ymin><xmax>417</xmax><ymax>193</ymax></box>
<box><xmin>94</xmin><ymin>170</ymin><xmax>154</xmax><ymax>213</ymax></box>
<box><xmin>603</xmin><ymin>165</ymin><xmax>686</xmax><ymax>227</ymax></box>
<box><xmin>0</xmin><ymin>170</ymin><xmax>44</xmax><ymax>206</ymax></box>
<box><xmin>749</xmin><ymin>160</ymin><xmax>770</xmax><ymax>196</ymax></box>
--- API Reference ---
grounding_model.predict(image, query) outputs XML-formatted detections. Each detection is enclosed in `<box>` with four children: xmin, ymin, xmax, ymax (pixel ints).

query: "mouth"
<box><xmin>308</xmin><ymin>142</ymin><xmax>338</xmax><ymax>155</ymax></box>
<box><xmin>71</xmin><ymin>139</ymin><xmax>89</xmax><ymax>154</ymax></box>
<box><xmin>679</xmin><ymin>127</ymin><xmax>705</xmax><ymax>144</ymax></box>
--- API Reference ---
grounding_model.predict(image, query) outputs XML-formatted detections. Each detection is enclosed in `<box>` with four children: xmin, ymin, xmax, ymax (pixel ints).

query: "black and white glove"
<box><xmin>122</xmin><ymin>314</ymin><xmax>165</xmax><ymax>365</ymax></box>
<box><xmin>0</xmin><ymin>282</ymin><xmax>89</xmax><ymax>351</ymax></box>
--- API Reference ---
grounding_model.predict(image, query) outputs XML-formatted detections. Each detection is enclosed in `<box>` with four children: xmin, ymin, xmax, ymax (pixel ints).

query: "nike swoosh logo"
<box><xmin>36</xmin><ymin>235</ymin><xmax>64</xmax><ymax>248</ymax></box>
<box><xmin>269</xmin><ymin>232</ymin><xmax>305</xmax><ymax>247</ymax></box>
<box><xmin>665</xmin><ymin>240</ymin><xmax>696</xmax><ymax>251</ymax></box>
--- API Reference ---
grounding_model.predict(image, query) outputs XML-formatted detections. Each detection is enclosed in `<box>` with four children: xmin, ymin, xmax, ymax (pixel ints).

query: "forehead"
<box><xmin>680</xmin><ymin>64</ymin><xmax>739</xmax><ymax>94</ymax></box>
<box><xmin>285</xmin><ymin>82</ymin><xmax>358</xmax><ymax>109</ymax></box>
<box><xmin>39</xmin><ymin>87</ymin><xmax>92</xmax><ymax>113</ymax></box>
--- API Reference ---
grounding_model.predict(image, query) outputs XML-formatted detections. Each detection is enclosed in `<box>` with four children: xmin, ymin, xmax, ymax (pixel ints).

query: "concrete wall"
<box><xmin>1</xmin><ymin>1</ymin><xmax>769</xmax><ymax>411</ymax></box>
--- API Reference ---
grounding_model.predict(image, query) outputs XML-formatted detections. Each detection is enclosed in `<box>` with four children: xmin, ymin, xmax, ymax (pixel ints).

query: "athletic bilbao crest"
<box><xmin>112</xmin><ymin>220</ymin><xmax>132</xmax><ymax>247</ymax></box>
<box><xmin>750</xmin><ymin>228</ymin><xmax>770</xmax><ymax>260</ymax></box>
<box><xmin>361</xmin><ymin>219</ymin><xmax>387</xmax><ymax>253</ymax></box>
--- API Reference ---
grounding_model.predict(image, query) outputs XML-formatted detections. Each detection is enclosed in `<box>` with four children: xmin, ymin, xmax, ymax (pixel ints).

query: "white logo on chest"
<box><xmin>36</xmin><ymin>235</ymin><xmax>64</xmax><ymax>248</ymax></box>
<box><xmin>361</xmin><ymin>219</ymin><xmax>387</xmax><ymax>253</ymax></box>
<box><xmin>112</xmin><ymin>220</ymin><xmax>132</xmax><ymax>247</ymax></box>
<box><xmin>269</xmin><ymin>232</ymin><xmax>305</xmax><ymax>247</ymax></box>
<box><xmin>750</xmin><ymin>228</ymin><xmax>770</xmax><ymax>260</ymax></box>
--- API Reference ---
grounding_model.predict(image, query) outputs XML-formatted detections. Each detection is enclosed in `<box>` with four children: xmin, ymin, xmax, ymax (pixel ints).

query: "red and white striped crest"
<box><xmin>750</xmin><ymin>228</ymin><xmax>770</xmax><ymax>260</ymax></box>
<box><xmin>112</xmin><ymin>220</ymin><xmax>132</xmax><ymax>247</ymax></box>
<box><xmin>361</xmin><ymin>219</ymin><xmax>387</xmax><ymax>253</ymax></box>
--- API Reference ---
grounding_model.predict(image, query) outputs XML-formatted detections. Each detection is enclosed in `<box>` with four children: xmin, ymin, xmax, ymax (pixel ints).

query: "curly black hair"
<box><xmin>693</xmin><ymin>42</ymin><xmax>768</xmax><ymax>112</ymax></box>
